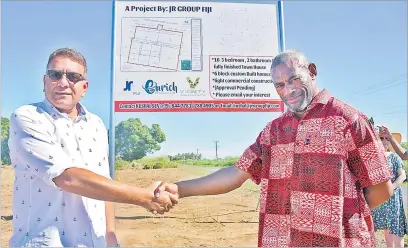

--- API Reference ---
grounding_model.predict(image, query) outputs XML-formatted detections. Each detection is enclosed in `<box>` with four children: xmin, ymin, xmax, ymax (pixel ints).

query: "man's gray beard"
<box><xmin>285</xmin><ymin>96</ymin><xmax>310</xmax><ymax>113</ymax></box>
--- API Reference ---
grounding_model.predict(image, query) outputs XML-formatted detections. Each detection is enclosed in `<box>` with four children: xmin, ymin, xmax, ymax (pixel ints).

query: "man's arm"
<box><xmin>380</xmin><ymin>125</ymin><xmax>408</xmax><ymax>160</ymax></box>
<box><xmin>157</xmin><ymin>166</ymin><xmax>251</xmax><ymax>199</ymax></box>
<box><xmin>363</xmin><ymin>181</ymin><xmax>393</xmax><ymax>210</ymax></box>
<box><xmin>53</xmin><ymin>167</ymin><xmax>176</xmax><ymax>213</ymax></box>
<box><xmin>8</xmin><ymin>107</ymin><xmax>176</xmax><ymax>214</ymax></box>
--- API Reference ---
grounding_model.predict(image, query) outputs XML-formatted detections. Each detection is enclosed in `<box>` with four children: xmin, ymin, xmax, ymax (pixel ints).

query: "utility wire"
<box><xmin>381</xmin><ymin>111</ymin><xmax>407</xmax><ymax>115</ymax></box>
<box><xmin>351</xmin><ymin>73</ymin><xmax>407</xmax><ymax>95</ymax></box>
<box><xmin>359</xmin><ymin>80</ymin><xmax>406</xmax><ymax>96</ymax></box>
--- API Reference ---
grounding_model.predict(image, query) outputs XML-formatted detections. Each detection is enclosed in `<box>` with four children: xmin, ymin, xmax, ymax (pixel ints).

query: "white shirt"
<box><xmin>8</xmin><ymin>99</ymin><xmax>111</xmax><ymax>247</ymax></box>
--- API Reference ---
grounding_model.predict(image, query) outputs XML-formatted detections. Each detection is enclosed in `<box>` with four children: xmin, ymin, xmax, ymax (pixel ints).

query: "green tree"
<box><xmin>1</xmin><ymin>117</ymin><xmax>11</xmax><ymax>164</ymax></box>
<box><xmin>115</xmin><ymin>118</ymin><xmax>166</xmax><ymax>161</ymax></box>
<box><xmin>169</xmin><ymin>152</ymin><xmax>202</xmax><ymax>161</ymax></box>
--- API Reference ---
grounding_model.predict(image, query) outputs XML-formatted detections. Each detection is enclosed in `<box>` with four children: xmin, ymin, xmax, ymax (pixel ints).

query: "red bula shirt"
<box><xmin>235</xmin><ymin>89</ymin><xmax>392</xmax><ymax>247</ymax></box>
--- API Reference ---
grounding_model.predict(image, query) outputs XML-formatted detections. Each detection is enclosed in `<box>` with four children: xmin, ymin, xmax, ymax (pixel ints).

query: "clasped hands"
<box><xmin>144</xmin><ymin>181</ymin><xmax>179</xmax><ymax>215</ymax></box>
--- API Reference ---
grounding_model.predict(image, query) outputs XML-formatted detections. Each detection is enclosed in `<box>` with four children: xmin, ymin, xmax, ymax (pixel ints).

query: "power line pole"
<box><xmin>196</xmin><ymin>149</ymin><xmax>199</xmax><ymax>155</ymax></box>
<box><xmin>214</xmin><ymin>141</ymin><xmax>219</xmax><ymax>160</ymax></box>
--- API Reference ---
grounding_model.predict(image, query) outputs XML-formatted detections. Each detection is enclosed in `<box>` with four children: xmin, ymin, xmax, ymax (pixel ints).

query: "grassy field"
<box><xmin>115</xmin><ymin>156</ymin><xmax>239</xmax><ymax>170</ymax></box>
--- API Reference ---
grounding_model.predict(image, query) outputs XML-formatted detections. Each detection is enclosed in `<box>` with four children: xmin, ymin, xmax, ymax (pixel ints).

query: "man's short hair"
<box><xmin>46</xmin><ymin>48</ymin><xmax>87</xmax><ymax>76</ymax></box>
<box><xmin>271</xmin><ymin>50</ymin><xmax>310</xmax><ymax>71</ymax></box>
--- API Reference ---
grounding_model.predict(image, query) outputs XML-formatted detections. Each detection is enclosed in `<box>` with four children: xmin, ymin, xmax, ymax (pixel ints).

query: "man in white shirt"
<box><xmin>8</xmin><ymin>47</ymin><xmax>177</xmax><ymax>247</ymax></box>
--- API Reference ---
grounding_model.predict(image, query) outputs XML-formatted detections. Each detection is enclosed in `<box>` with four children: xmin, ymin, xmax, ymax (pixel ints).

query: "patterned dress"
<box><xmin>371</xmin><ymin>152</ymin><xmax>408</xmax><ymax>237</ymax></box>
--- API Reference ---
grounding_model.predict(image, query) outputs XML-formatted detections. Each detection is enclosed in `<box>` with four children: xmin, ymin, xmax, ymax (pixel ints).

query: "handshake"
<box><xmin>133</xmin><ymin>166</ymin><xmax>242</xmax><ymax>214</ymax></box>
<box><xmin>144</xmin><ymin>181</ymin><xmax>180</xmax><ymax>215</ymax></box>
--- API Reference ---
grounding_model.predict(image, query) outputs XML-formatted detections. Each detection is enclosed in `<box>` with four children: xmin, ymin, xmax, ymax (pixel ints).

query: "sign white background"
<box><xmin>113</xmin><ymin>1</ymin><xmax>281</xmax><ymax>103</ymax></box>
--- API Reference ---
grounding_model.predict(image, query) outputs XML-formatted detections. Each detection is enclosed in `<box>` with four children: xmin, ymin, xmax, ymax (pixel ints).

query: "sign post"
<box><xmin>109</xmin><ymin>0</ymin><xmax>285</xmax><ymax>178</ymax></box>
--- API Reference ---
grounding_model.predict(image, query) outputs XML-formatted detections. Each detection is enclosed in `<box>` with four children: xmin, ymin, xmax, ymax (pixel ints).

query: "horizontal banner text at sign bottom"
<box><xmin>115</xmin><ymin>100</ymin><xmax>284</xmax><ymax>112</ymax></box>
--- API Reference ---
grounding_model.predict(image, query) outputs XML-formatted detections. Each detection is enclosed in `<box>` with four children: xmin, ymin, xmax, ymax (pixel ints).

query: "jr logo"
<box><xmin>123</xmin><ymin>80</ymin><xmax>133</xmax><ymax>91</ymax></box>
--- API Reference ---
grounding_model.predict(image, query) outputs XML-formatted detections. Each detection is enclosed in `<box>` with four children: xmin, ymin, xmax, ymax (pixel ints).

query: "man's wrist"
<box><xmin>175</xmin><ymin>181</ymin><xmax>186</xmax><ymax>198</ymax></box>
<box><xmin>137</xmin><ymin>187</ymin><xmax>154</xmax><ymax>209</ymax></box>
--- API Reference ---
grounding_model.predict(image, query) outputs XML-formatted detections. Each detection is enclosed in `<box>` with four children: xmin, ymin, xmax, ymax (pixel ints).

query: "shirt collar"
<box><xmin>308</xmin><ymin>88</ymin><xmax>332</xmax><ymax>107</ymax></box>
<box><xmin>283</xmin><ymin>89</ymin><xmax>332</xmax><ymax>117</ymax></box>
<box><xmin>41</xmin><ymin>98</ymin><xmax>90</xmax><ymax>121</ymax></box>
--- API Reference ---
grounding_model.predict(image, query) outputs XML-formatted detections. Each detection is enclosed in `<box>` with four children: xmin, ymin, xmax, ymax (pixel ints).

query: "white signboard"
<box><xmin>112</xmin><ymin>1</ymin><xmax>283</xmax><ymax>112</ymax></box>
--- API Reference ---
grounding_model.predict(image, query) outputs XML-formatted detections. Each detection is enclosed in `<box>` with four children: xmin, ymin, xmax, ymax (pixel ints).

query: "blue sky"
<box><xmin>2</xmin><ymin>0</ymin><xmax>407</xmax><ymax>159</ymax></box>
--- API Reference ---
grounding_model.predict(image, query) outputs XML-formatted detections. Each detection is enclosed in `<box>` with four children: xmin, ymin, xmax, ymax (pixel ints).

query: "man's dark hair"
<box><xmin>46</xmin><ymin>47</ymin><xmax>87</xmax><ymax>76</ymax></box>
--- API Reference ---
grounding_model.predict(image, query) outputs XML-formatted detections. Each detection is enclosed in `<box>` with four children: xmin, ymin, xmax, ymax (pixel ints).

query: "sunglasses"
<box><xmin>46</xmin><ymin>69</ymin><xmax>85</xmax><ymax>83</ymax></box>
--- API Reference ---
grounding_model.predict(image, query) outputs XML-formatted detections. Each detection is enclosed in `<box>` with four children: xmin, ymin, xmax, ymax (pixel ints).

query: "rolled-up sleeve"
<box><xmin>8</xmin><ymin>107</ymin><xmax>75</xmax><ymax>188</ymax></box>
<box><xmin>235</xmin><ymin>130</ymin><xmax>265</xmax><ymax>185</ymax></box>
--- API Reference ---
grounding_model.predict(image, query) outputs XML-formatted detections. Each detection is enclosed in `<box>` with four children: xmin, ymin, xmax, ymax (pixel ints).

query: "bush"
<box><xmin>115</xmin><ymin>159</ymin><xmax>130</xmax><ymax>170</ymax></box>
<box><xmin>177</xmin><ymin>156</ymin><xmax>239</xmax><ymax>167</ymax></box>
<box><xmin>137</xmin><ymin>156</ymin><xmax>179</xmax><ymax>169</ymax></box>
<box><xmin>115</xmin><ymin>156</ymin><xmax>178</xmax><ymax>170</ymax></box>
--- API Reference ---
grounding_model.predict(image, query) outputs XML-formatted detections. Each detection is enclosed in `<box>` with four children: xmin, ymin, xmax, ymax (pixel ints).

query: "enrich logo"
<box><xmin>142</xmin><ymin>80</ymin><xmax>178</xmax><ymax>95</ymax></box>
<box><xmin>186</xmin><ymin>77</ymin><xmax>200</xmax><ymax>88</ymax></box>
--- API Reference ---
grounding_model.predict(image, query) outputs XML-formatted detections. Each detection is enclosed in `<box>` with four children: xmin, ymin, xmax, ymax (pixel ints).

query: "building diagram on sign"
<box><xmin>120</xmin><ymin>17</ymin><xmax>203</xmax><ymax>72</ymax></box>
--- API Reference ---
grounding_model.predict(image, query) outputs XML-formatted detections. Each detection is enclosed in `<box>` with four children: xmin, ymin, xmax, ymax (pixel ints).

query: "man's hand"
<box><xmin>154</xmin><ymin>182</ymin><xmax>179</xmax><ymax>199</ymax></box>
<box><xmin>144</xmin><ymin>181</ymin><xmax>178</xmax><ymax>214</ymax></box>
<box><xmin>106</xmin><ymin>231</ymin><xmax>118</xmax><ymax>247</ymax></box>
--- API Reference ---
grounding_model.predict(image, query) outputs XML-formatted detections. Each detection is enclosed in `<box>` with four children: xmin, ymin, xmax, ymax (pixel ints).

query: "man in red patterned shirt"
<box><xmin>155</xmin><ymin>50</ymin><xmax>394</xmax><ymax>247</ymax></box>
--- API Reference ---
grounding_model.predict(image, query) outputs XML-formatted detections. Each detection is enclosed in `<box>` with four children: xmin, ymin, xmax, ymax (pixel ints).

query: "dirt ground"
<box><xmin>0</xmin><ymin>166</ymin><xmax>393</xmax><ymax>247</ymax></box>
